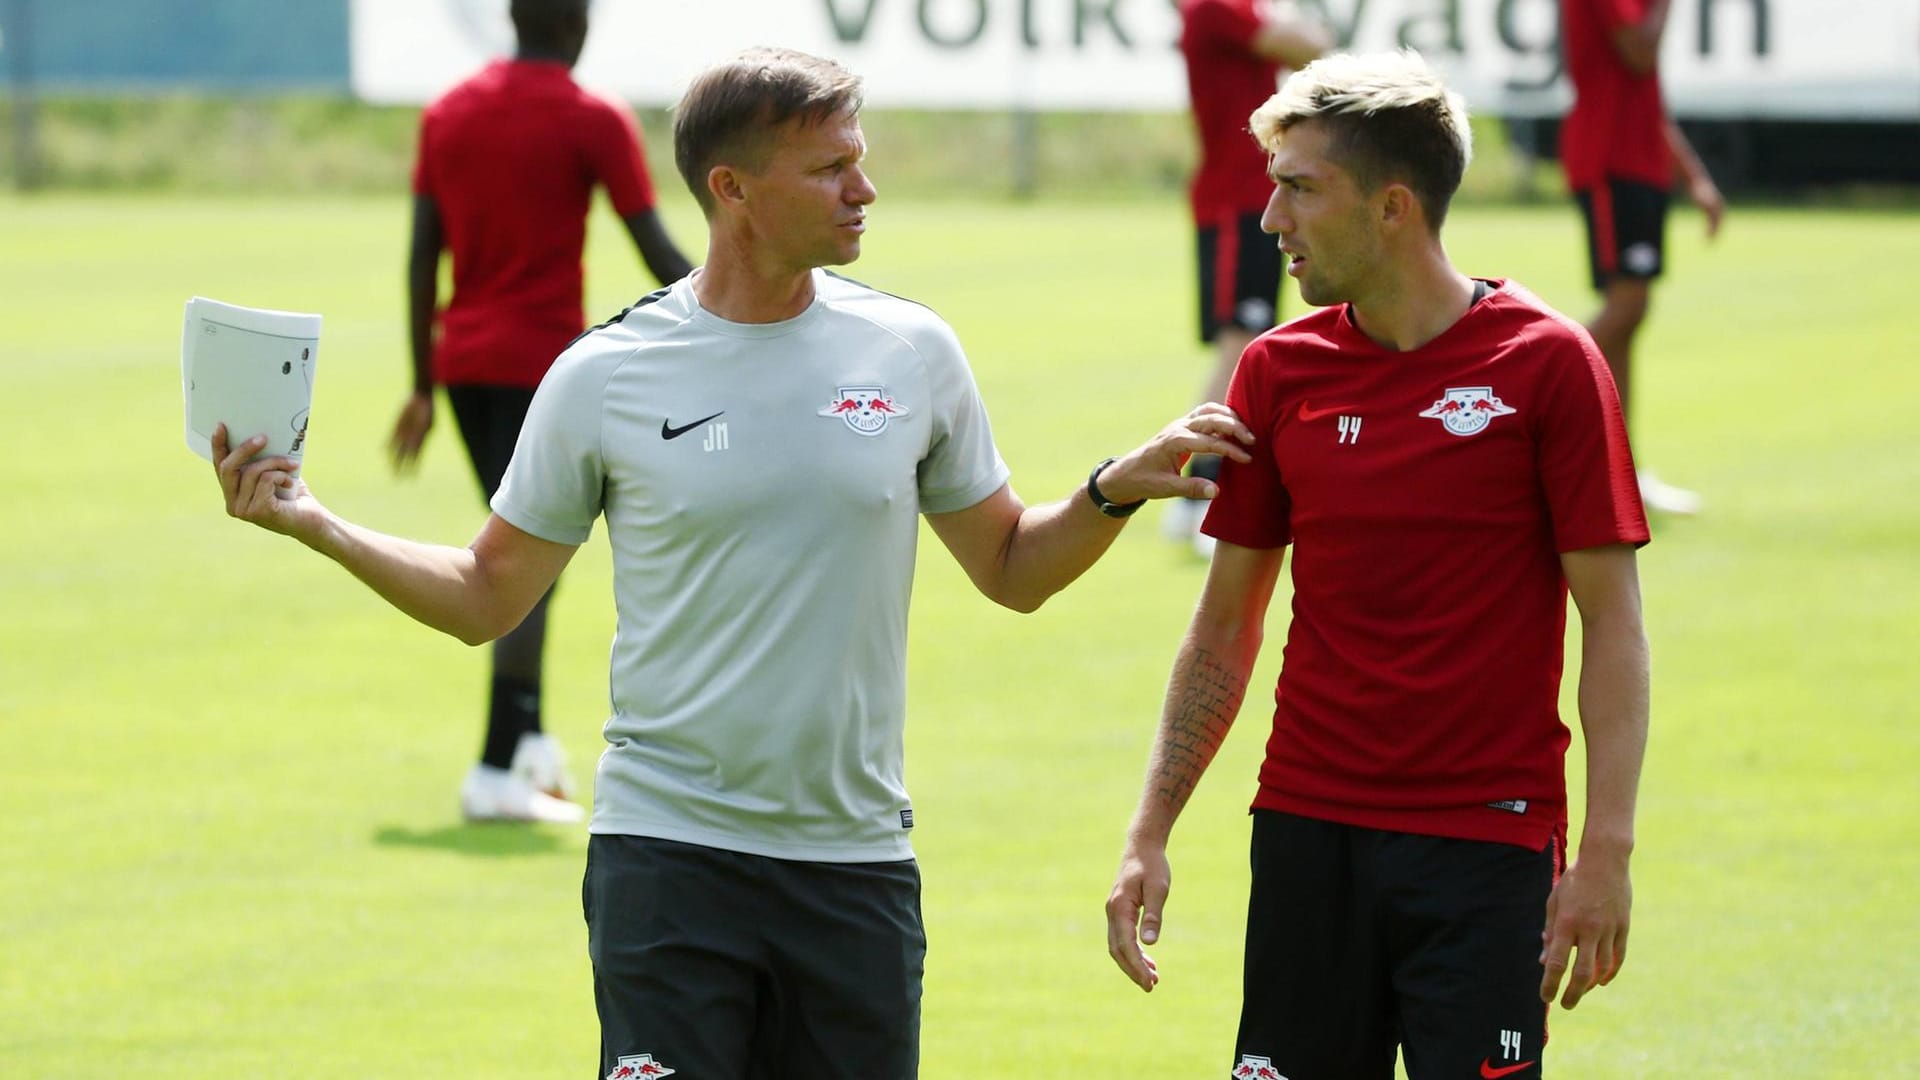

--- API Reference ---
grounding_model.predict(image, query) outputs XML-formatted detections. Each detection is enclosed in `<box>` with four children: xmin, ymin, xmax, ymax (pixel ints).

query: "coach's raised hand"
<box><xmin>1089</xmin><ymin>402</ymin><xmax>1255</xmax><ymax>506</ymax></box>
<box><xmin>212</xmin><ymin>423</ymin><xmax>323</xmax><ymax>539</ymax></box>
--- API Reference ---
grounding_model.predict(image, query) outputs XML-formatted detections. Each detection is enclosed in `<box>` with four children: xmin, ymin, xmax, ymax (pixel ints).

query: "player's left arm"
<box><xmin>924</xmin><ymin>404</ymin><xmax>1254</xmax><ymax>612</ymax></box>
<box><xmin>1663</xmin><ymin>120</ymin><xmax>1725</xmax><ymax>239</ymax></box>
<box><xmin>390</xmin><ymin>194</ymin><xmax>445</xmax><ymax>472</ymax></box>
<box><xmin>1249</xmin><ymin>0</ymin><xmax>1334</xmax><ymax>66</ymax></box>
<box><xmin>1541</xmin><ymin>542</ymin><xmax>1650</xmax><ymax>1010</ymax></box>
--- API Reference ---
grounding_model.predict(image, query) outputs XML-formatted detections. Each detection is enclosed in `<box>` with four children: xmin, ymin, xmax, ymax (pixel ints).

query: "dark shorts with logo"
<box><xmin>445</xmin><ymin>384</ymin><xmax>537</xmax><ymax>500</ymax></box>
<box><xmin>1233</xmin><ymin>811</ymin><xmax>1560</xmax><ymax>1080</ymax></box>
<box><xmin>584</xmin><ymin>834</ymin><xmax>925</xmax><ymax>1080</ymax></box>
<box><xmin>1196</xmin><ymin>211</ymin><xmax>1284</xmax><ymax>344</ymax></box>
<box><xmin>1574</xmin><ymin>178</ymin><xmax>1670</xmax><ymax>290</ymax></box>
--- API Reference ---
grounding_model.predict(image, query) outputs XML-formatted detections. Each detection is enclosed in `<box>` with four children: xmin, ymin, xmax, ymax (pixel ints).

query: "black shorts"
<box><xmin>1196</xmin><ymin>211</ymin><xmax>1283</xmax><ymax>344</ymax></box>
<box><xmin>1233</xmin><ymin>811</ymin><xmax>1561</xmax><ymax>1080</ymax></box>
<box><xmin>584</xmin><ymin>835</ymin><xmax>926</xmax><ymax>1079</ymax></box>
<box><xmin>444</xmin><ymin>383</ymin><xmax>537</xmax><ymax>501</ymax></box>
<box><xmin>1575</xmin><ymin>178</ymin><xmax>1670</xmax><ymax>290</ymax></box>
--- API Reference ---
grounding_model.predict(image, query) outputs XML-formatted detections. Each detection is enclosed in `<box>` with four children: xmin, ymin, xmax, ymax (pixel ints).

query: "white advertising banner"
<box><xmin>351</xmin><ymin>0</ymin><xmax>1920</xmax><ymax>119</ymax></box>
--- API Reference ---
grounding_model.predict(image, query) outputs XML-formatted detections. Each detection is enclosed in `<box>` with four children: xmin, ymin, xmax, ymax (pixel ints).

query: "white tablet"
<box><xmin>181</xmin><ymin>297</ymin><xmax>322</xmax><ymax>464</ymax></box>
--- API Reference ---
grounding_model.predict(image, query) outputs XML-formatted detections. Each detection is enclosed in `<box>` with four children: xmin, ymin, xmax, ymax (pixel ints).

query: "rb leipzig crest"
<box><xmin>818</xmin><ymin>385</ymin><xmax>910</xmax><ymax>437</ymax></box>
<box><xmin>1233</xmin><ymin>1055</ymin><xmax>1287</xmax><ymax>1079</ymax></box>
<box><xmin>1418</xmin><ymin>385</ymin><xmax>1517</xmax><ymax>437</ymax></box>
<box><xmin>606</xmin><ymin>1053</ymin><xmax>675</xmax><ymax>1079</ymax></box>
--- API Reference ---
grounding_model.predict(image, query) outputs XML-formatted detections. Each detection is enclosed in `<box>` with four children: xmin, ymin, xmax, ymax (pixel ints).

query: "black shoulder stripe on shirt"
<box><xmin>820</xmin><ymin>269</ymin><xmax>942</xmax><ymax>318</ymax></box>
<box><xmin>563</xmin><ymin>286</ymin><xmax>672</xmax><ymax>353</ymax></box>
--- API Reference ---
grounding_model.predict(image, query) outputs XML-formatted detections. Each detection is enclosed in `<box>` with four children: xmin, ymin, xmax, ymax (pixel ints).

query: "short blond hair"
<box><xmin>1250</xmin><ymin>50</ymin><xmax>1473</xmax><ymax>230</ymax></box>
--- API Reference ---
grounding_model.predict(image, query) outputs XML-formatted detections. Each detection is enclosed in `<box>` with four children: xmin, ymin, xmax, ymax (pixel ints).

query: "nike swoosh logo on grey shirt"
<box><xmin>661</xmin><ymin>412</ymin><xmax>725</xmax><ymax>440</ymax></box>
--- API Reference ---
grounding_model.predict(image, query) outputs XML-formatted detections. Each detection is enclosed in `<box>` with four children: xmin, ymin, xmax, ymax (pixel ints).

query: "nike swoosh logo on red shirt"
<box><xmin>1297</xmin><ymin>401</ymin><xmax>1359</xmax><ymax>422</ymax></box>
<box><xmin>1480</xmin><ymin>1059</ymin><xmax>1536</xmax><ymax>1079</ymax></box>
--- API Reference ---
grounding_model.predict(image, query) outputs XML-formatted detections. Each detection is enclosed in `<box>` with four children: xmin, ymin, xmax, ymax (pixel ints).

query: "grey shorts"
<box><xmin>584</xmin><ymin>834</ymin><xmax>925</xmax><ymax>1079</ymax></box>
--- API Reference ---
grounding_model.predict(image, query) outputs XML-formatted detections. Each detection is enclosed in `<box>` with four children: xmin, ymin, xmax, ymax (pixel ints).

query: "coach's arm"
<box><xmin>212</xmin><ymin>425</ymin><xmax>576</xmax><ymax>646</ymax></box>
<box><xmin>924</xmin><ymin>404</ymin><xmax>1253</xmax><ymax>613</ymax></box>
<box><xmin>1540</xmin><ymin>543</ymin><xmax>1650</xmax><ymax>1009</ymax></box>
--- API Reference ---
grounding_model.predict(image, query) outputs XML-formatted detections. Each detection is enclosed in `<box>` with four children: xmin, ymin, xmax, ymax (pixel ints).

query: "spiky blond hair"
<box><xmin>1250</xmin><ymin>50</ymin><xmax>1473</xmax><ymax>231</ymax></box>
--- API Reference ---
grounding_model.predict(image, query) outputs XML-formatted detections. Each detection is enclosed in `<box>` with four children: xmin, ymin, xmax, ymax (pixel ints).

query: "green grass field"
<box><xmin>2</xmin><ymin>189</ymin><xmax>1916</xmax><ymax>1077</ymax></box>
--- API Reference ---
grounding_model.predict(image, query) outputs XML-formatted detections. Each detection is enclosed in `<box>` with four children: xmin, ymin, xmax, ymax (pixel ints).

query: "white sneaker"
<box><xmin>460</xmin><ymin>764</ymin><xmax>584</xmax><ymax>824</ymax></box>
<box><xmin>509</xmin><ymin>731</ymin><xmax>576</xmax><ymax>801</ymax></box>
<box><xmin>1161</xmin><ymin>498</ymin><xmax>1206</xmax><ymax>543</ymax></box>
<box><xmin>1637</xmin><ymin>470</ymin><xmax>1702</xmax><ymax>516</ymax></box>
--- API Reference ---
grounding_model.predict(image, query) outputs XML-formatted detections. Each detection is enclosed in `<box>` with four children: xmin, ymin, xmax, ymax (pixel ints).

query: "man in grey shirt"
<box><xmin>212</xmin><ymin>47</ymin><xmax>1254</xmax><ymax>1079</ymax></box>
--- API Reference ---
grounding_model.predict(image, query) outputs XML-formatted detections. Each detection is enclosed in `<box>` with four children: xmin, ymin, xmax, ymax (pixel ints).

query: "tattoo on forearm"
<box><xmin>1152</xmin><ymin>646</ymin><xmax>1246</xmax><ymax>810</ymax></box>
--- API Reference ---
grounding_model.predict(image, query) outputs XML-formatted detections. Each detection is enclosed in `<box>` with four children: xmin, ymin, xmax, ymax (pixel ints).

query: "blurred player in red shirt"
<box><xmin>1560</xmin><ymin>0</ymin><xmax>1723</xmax><ymax>515</ymax></box>
<box><xmin>1168</xmin><ymin>0</ymin><xmax>1329</xmax><ymax>555</ymax></box>
<box><xmin>392</xmin><ymin>0</ymin><xmax>692</xmax><ymax>822</ymax></box>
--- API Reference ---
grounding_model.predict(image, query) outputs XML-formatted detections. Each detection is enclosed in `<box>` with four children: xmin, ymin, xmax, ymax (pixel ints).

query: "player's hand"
<box><xmin>1539</xmin><ymin>847</ymin><xmax>1632</xmax><ymax>1009</ymax></box>
<box><xmin>388</xmin><ymin>390</ymin><xmax>434</xmax><ymax>473</ymax></box>
<box><xmin>1105</xmin><ymin>840</ymin><xmax>1170</xmax><ymax>992</ymax></box>
<box><xmin>213</xmin><ymin>423</ymin><xmax>323</xmax><ymax>540</ymax></box>
<box><xmin>1095</xmin><ymin>403</ymin><xmax>1256</xmax><ymax>505</ymax></box>
<box><xmin>1691</xmin><ymin>176</ymin><xmax>1725</xmax><ymax>240</ymax></box>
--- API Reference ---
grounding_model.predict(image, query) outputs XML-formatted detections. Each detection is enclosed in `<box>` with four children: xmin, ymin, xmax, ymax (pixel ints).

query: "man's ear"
<box><xmin>1378</xmin><ymin>182</ymin><xmax>1419</xmax><ymax>231</ymax></box>
<box><xmin>708</xmin><ymin>165</ymin><xmax>746</xmax><ymax>209</ymax></box>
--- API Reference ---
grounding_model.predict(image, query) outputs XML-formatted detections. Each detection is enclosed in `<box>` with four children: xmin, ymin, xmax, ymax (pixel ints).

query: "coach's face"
<box><xmin>743</xmin><ymin>110</ymin><xmax>877</xmax><ymax>273</ymax></box>
<box><xmin>1260</xmin><ymin>120</ymin><xmax>1384</xmax><ymax>309</ymax></box>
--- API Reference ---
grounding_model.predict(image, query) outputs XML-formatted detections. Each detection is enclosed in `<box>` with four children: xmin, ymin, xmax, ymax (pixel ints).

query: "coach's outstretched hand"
<box><xmin>1087</xmin><ymin>402</ymin><xmax>1256</xmax><ymax>506</ymax></box>
<box><xmin>212</xmin><ymin>424</ymin><xmax>325</xmax><ymax>541</ymax></box>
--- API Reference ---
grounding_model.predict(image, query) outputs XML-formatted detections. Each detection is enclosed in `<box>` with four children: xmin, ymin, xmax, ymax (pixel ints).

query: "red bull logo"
<box><xmin>1418</xmin><ymin>385</ymin><xmax>1517</xmax><ymax>437</ymax></box>
<box><xmin>818</xmin><ymin>385</ymin><xmax>911</xmax><ymax>436</ymax></box>
<box><xmin>607</xmin><ymin>1053</ymin><xmax>675</xmax><ymax>1079</ymax></box>
<box><xmin>1233</xmin><ymin>1054</ymin><xmax>1287</xmax><ymax>1079</ymax></box>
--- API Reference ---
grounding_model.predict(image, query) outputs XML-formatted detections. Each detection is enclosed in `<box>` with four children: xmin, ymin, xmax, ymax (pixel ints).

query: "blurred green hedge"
<box><xmin>0</xmin><ymin>95</ymin><xmax>1554</xmax><ymax>201</ymax></box>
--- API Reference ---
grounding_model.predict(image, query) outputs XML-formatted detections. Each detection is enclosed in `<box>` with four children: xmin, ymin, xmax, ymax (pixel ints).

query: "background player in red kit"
<box><xmin>390</xmin><ymin>0</ymin><xmax>694</xmax><ymax>822</ymax></box>
<box><xmin>1560</xmin><ymin>0</ymin><xmax>1723</xmax><ymax>515</ymax></box>
<box><xmin>1106</xmin><ymin>51</ymin><xmax>1653</xmax><ymax>1079</ymax></box>
<box><xmin>1166</xmin><ymin>0</ymin><xmax>1329</xmax><ymax>555</ymax></box>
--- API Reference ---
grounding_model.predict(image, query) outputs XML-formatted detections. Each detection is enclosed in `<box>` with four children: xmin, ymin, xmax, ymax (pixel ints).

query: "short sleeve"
<box><xmin>410</xmin><ymin>108</ymin><xmax>437</xmax><ymax>198</ymax></box>
<box><xmin>491</xmin><ymin>348</ymin><xmax>611</xmax><ymax>545</ymax></box>
<box><xmin>1533</xmin><ymin>328</ymin><xmax>1650</xmax><ymax>552</ymax></box>
<box><xmin>1202</xmin><ymin>339</ymin><xmax>1292</xmax><ymax>548</ymax></box>
<box><xmin>1185</xmin><ymin>0</ymin><xmax>1263</xmax><ymax>50</ymax></box>
<box><xmin>914</xmin><ymin>323</ymin><xmax>1010</xmax><ymax>514</ymax></box>
<box><xmin>1588</xmin><ymin>0</ymin><xmax>1646</xmax><ymax>33</ymax></box>
<box><xmin>586</xmin><ymin>95</ymin><xmax>657</xmax><ymax>217</ymax></box>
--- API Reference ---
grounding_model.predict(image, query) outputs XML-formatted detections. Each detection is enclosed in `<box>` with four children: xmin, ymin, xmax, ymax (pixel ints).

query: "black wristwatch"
<box><xmin>1086</xmin><ymin>457</ymin><xmax>1146</xmax><ymax>518</ymax></box>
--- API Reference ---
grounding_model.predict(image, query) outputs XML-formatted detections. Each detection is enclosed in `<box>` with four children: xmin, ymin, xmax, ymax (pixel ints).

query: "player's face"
<box><xmin>1260</xmin><ymin>121</ymin><xmax>1385</xmax><ymax>308</ymax></box>
<box><xmin>743</xmin><ymin>110</ymin><xmax>877</xmax><ymax>273</ymax></box>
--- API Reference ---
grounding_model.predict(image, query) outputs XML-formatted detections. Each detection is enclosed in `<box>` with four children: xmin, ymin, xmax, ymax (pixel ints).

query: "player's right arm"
<box><xmin>621</xmin><ymin>210</ymin><xmax>695</xmax><ymax>286</ymax></box>
<box><xmin>214</xmin><ymin>425</ymin><xmax>576</xmax><ymax>647</ymax></box>
<box><xmin>1106</xmin><ymin>540</ymin><xmax>1283</xmax><ymax>991</ymax></box>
